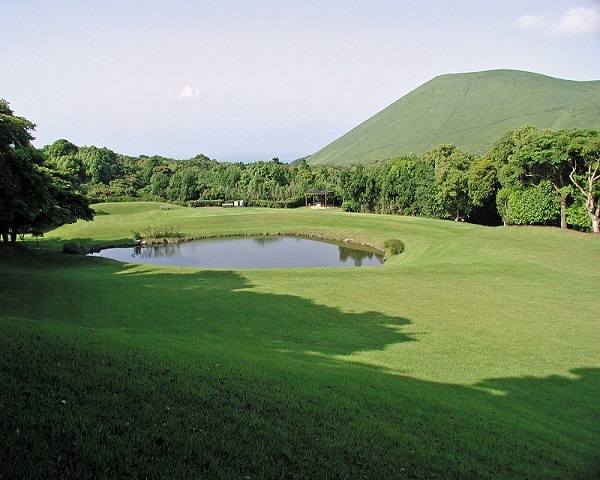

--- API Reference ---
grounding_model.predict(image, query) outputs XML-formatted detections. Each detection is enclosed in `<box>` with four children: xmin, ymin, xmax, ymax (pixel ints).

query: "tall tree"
<box><xmin>562</xmin><ymin>130</ymin><xmax>600</xmax><ymax>234</ymax></box>
<box><xmin>486</xmin><ymin>125</ymin><xmax>539</xmax><ymax>226</ymax></box>
<box><xmin>511</xmin><ymin>129</ymin><xmax>572</xmax><ymax>229</ymax></box>
<box><xmin>0</xmin><ymin>99</ymin><xmax>93</xmax><ymax>243</ymax></box>
<box><xmin>43</xmin><ymin>139</ymin><xmax>86</xmax><ymax>186</ymax></box>
<box><xmin>78</xmin><ymin>145</ymin><xmax>118</xmax><ymax>184</ymax></box>
<box><xmin>428</xmin><ymin>144</ymin><xmax>473</xmax><ymax>221</ymax></box>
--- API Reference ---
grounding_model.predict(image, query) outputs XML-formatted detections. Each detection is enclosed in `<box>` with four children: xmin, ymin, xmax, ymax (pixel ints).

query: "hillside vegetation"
<box><xmin>1</xmin><ymin>204</ymin><xmax>599</xmax><ymax>478</ymax></box>
<box><xmin>307</xmin><ymin>69</ymin><xmax>600</xmax><ymax>166</ymax></box>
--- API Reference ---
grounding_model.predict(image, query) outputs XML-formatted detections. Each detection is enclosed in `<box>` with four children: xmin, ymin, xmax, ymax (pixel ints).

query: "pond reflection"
<box><xmin>338</xmin><ymin>246</ymin><xmax>379</xmax><ymax>267</ymax></box>
<box><xmin>89</xmin><ymin>236</ymin><xmax>384</xmax><ymax>269</ymax></box>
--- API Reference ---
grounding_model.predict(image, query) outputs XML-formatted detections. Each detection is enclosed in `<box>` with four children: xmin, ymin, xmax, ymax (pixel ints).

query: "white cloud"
<box><xmin>515</xmin><ymin>5</ymin><xmax>600</xmax><ymax>36</ymax></box>
<box><xmin>554</xmin><ymin>6</ymin><xmax>600</xmax><ymax>35</ymax></box>
<box><xmin>167</xmin><ymin>85</ymin><xmax>202</xmax><ymax>100</ymax></box>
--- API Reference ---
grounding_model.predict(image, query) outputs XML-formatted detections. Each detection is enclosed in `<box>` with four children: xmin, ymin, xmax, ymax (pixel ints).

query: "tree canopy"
<box><xmin>0</xmin><ymin>100</ymin><xmax>94</xmax><ymax>243</ymax></box>
<box><xmin>487</xmin><ymin>125</ymin><xmax>600</xmax><ymax>231</ymax></box>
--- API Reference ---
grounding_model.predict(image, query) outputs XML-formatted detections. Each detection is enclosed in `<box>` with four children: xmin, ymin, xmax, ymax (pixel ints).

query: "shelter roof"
<box><xmin>305</xmin><ymin>189</ymin><xmax>334</xmax><ymax>194</ymax></box>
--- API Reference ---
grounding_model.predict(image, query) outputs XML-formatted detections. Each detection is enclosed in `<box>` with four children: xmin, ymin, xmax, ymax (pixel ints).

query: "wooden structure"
<box><xmin>305</xmin><ymin>190</ymin><xmax>334</xmax><ymax>208</ymax></box>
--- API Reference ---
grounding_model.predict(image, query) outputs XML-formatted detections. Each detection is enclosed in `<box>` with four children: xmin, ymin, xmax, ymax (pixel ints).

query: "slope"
<box><xmin>307</xmin><ymin>69</ymin><xmax>600</xmax><ymax>166</ymax></box>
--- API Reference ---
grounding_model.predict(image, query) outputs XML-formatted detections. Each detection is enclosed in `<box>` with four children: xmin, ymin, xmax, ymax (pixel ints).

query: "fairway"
<box><xmin>1</xmin><ymin>203</ymin><xmax>599</xmax><ymax>479</ymax></box>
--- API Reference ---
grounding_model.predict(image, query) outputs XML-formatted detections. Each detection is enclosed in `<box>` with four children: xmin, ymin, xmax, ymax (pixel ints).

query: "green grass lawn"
<box><xmin>1</xmin><ymin>203</ymin><xmax>599</xmax><ymax>478</ymax></box>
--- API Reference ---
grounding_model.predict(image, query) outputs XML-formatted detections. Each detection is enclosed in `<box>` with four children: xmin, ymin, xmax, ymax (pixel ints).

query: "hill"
<box><xmin>306</xmin><ymin>69</ymin><xmax>600</xmax><ymax>166</ymax></box>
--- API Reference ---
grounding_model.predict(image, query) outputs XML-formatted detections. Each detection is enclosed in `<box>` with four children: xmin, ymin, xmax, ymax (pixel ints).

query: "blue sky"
<box><xmin>2</xmin><ymin>1</ymin><xmax>599</xmax><ymax>162</ymax></box>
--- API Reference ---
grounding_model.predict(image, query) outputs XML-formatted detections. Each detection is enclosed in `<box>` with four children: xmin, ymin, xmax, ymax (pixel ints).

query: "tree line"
<box><xmin>43</xmin><ymin>126</ymin><xmax>600</xmax><ymax>233</ymax></box>
<box><xmin>2</xmin><ymin>99</ymin><xmax>599</xmax><ymax>243</ymax></box>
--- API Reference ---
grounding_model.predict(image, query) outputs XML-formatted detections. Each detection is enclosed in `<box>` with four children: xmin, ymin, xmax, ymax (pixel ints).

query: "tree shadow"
<box><xmin>46</xmin><ymin>236</ymin><xmax>132</xmax><ymax>250</ymax></box>
<box><xmin>98</xmin><ymin>264</ymin><xmax>415</xmax><ymax>357</ymax></box>
<box><xmin>472</xmin><ymin>367</ymin><xmax>600</xmax><ymax>465</ymax></box>
<box><xmin>91</xmin><ymin>209</ymin><xmax>110</xmax><ymax>216</ymax></box>
<box><xmin>0</xmin><ymin>251</ymin><xmax>414</xmax><ymax>357</ymax></box>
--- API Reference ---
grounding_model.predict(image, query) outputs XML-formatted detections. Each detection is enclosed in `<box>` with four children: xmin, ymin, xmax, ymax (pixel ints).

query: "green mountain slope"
<box><xmin>307</xmin><ymin>69</ymin><xmax>600</xmax><ymax>166</ymax></box>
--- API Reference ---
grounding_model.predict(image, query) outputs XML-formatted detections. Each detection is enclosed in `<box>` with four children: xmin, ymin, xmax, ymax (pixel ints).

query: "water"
<box><xmin>88</xmin><ymin>236</ymin><xmax>384</xmax><ymax>268</ymax></box>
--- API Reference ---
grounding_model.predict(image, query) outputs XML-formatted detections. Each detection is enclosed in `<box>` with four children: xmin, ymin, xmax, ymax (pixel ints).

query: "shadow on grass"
<box><xmin>1</xmin><ymin>250</ymin><xmax>599</xmax><ymax>479</ymax></box>
<box><xmin>46</xmin><ymin>236</ymin><xmax>133</xmax><ymax>249</ymax></box>
<box><xmin>91</xmin><ymin>209</ymin><xmax>110</xmax><ymax>216</ymax></box>
<box><xmin>107</xmin><ymin>265</ymin><xmax>416</xmax><ymax>356</ymax></box>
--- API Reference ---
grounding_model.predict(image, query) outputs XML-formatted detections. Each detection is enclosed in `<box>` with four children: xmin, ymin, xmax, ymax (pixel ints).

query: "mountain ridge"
<box><xmin>306</xmin><ymin>69</ymin><xmax>600</xmax><ymax>166</ymax></box>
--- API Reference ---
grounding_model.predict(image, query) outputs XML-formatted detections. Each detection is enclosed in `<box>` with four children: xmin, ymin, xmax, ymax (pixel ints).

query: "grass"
<box><xmin>1</xmin><ymin>202</ymin><xmax>599</xmax><ymax>478</ymax></box>
<box><xmin>308</xmin><ymin>69</ymin><xmax>600</xmax><ymax>165</ymax></box>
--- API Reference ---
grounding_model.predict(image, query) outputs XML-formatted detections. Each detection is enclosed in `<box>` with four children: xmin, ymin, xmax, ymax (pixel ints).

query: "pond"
<box><xmin>88</xmin><ymin>235</ymin><xmax>384</xmax><ymax>269</ymax></box>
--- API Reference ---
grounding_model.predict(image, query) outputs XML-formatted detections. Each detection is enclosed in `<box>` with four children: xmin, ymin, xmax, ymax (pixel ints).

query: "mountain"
<box><xmin>306</xmin><ymin>69</ymin><xmax>600</xmax><ymax>166</ymax></box>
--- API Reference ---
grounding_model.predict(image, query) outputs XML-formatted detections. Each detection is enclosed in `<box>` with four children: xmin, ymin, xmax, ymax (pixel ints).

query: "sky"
<box><xmin>2</xmin><ymin>1</ymin><xmax>600</xmax><ymax>162</ymax></box>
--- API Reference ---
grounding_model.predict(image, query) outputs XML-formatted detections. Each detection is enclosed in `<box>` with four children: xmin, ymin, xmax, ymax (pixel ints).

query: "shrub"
<box><xmin>140</xmin><ymin>225</ymin><xmax>180</xmax><ymax>239</ymax></box>
<box><xmin>246</xmin><ymin>198</ymin><xmax>304</xmax><ymax>208</ymax></box>
<box><xmin>384</xmin><ymin>239</ymin><xmax>405</xmax><ymax>255</ymax></box>
<box><xmin>341</xmin><ymin>200</ymin><xmax>361</xmax><ymax>212</ymax></box>
<box><xmin>566</xmin><ymin>199</ymin><xmax>592</xmax><ymax>231</ymax></box>
<box><xmin>62</xmin><ymin>242</ymin><xmax>84</xmax><ymax>254</ymax></box>
<box><xmin>187</xmin><ymin>199</ymin><xmax>225</xmax><ymax>207</ymax></box>
<box><xmin>508</xmin><ymin>182</ymin><xmax>559</xmax><ymax>226</ymax></box>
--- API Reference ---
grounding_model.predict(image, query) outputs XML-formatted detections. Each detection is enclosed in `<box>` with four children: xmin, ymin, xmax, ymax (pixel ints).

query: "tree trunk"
<box><xmin>586</xmin><ymin>193</ymin><xmax>600</xmax><ymax>234</ymax></box>
<box><xmin>590</xmin><ymin>198</ymin><xmax>600</xmax><ymax>234</ymax></box>
<box><xmin>569</xmin><ymin>159</ymin><xmax>600</xmax><ymax>234</ymax></box>
<box><xmin>503</xmin><ymin>202</ymin><xmax>510</xmax><ymax>227</ymax></box>
<box><xmin>560</xmin><ymin>195</ymin><xmax>567</xmax><ymax>229</ymax></box>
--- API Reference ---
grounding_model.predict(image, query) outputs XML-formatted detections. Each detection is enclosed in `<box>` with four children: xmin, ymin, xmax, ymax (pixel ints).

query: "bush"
<box><xmin>508</xmin><ymin>182</ymin><xmax>559</xmax><ymax>226</ymax></box>
<box><xmin>567</xmin><ymin>199</ymin><xmax>592</xmax><ymax>231</ymax></box>
<box><xmin>187</xmin><ymin>199</ymin><xmax>225</xmax><ymax>207</ymax></box>
<box><xmin>384</xmin><ymin>239</ymin><xmax>405</xmax><ymax>255</ymax></box>
<box><xmin>140</xmin><ymin>225</ymin><xmax>180</xmax><ymax>239</ymax></box>
<box><xmin>92</xmin><ymin>196</ymin><xmax>145</xmax><ymax>203</ymax></box>
<box><xmin>341</xmin><ymin>200</ymin><xmax>361</xmax><ymax>212</ymax></box>
<box><xmin>62</xmin><ymin>242</ymin><xmax>85</xmax><ymax>254</ymax></box>
<box><xmin>246</xmin><ymin>198</ymin><xmax>304</xmax><ymax>208</ymax></box>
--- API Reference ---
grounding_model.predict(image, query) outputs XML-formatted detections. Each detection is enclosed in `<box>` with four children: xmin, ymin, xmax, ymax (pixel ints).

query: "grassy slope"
<box><xmin>1</xmin><ymin>203</ymin><xmax>599</xmax><ymax>478</ymax></box>
<box><xmin>308</xmin><ymin>69</ymin><xmax>600</xmax><ymax>166</ymax></box>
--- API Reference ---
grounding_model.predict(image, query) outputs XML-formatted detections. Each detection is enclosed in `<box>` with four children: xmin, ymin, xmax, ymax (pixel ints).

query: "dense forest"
<box><xmin>42</xmin><ymin>125</ymin><xmax>600</xmax><ymax>233</ymax></box>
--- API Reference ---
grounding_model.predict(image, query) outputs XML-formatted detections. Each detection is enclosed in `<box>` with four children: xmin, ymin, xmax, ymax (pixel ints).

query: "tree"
<box><xmin>376</xmin><ymin>154</ymin><xmax>437</xmax><ymax>216</ymax></box>
<box><xmin>150</xmin><ymin>171</ymin><xmax>170</xmax><ymax>199</ymax></box>
<box><xmin>561</xmin><ymin>130</ymin><xmax>600</xmax><ymax>234</ymax></box>
<box><xmin>511</xmin><ymin>129</ymin><xmax>572</xmax><ymax>229</ymax></box>
<box><xmin>486</xmin><ymin>125</ymin><xmax>539</xmax><ymax>226</ymax></box>
<box><xmin>467</xmin><ymin>157</ymin><xmax>500</xmax><ymax>225</ymax></box>
<box><xmin>167</xmin><ymin>167</ymin><xmax>203</xmax><ymax>202</ymax></box>
<box><xmin>39</xmin><ymin>167</ymin><xmax>95</xmax><ymax>228</ymax></box>
<box><xmin>43</xmin><ymin>139</ymin><xmax>86</xmax><ymax>186</ymax></box>
<box><xmin>378</xmin><ymin>155</ymin><xmax>420</xmax><ymax>214</ymax></box>
<box><xmin>339</xmin><ymin>164</ymin><xmax>368</xmax><ymax>212</ymax></box>
<box><xmin>78</xmin><ymin>145</ymin><xmax>118</xmax><ymax>184</ymax></box>
<box><xmin>0</xmin><ymin>99</ymin><xmax>93</xmax><ymax>243</ymax></box>
<box><xmin>428</xmin><ymin>144</ymin><xmax>473</xmax><ymax>221</ymax></box>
